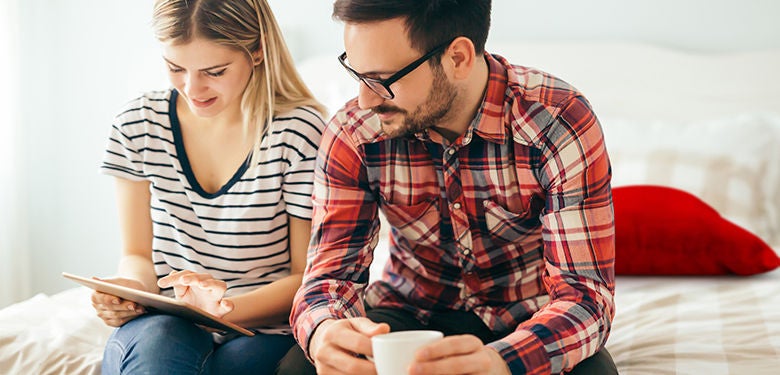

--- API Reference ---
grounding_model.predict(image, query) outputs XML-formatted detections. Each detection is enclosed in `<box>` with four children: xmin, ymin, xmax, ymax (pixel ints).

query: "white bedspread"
<box><xmin>0</xmin><ymin>287</ymin><xmax>112</xmax><ymax>375</ymax></box>
<box><xmin>2</xmin><ymin>269</ymin><xmax>779</xmax><ymax>374</ymax></box>
<box><xmin>608</xmin><ymin>269</ymin><xmax>780</xmax><ymax>375</ymax></box>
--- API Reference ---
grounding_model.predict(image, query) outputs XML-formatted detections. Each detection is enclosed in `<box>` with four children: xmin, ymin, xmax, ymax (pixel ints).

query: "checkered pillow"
<box><xmin>602</xmin><ymin>113</ymin><xmax>780</xmax><ymax>247</ymax></box>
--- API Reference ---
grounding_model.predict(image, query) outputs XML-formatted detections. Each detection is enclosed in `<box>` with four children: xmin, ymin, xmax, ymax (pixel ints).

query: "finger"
<box><xmin>179</xmin><ymin>272</ymin><xmax>213</xmax><ymax>284</ymax></box>
<box><xmin>411</xmin><ymin>351</ymin><xmax>491</xmax><ymax>375</ymax></box>
<box><xmin>350</xmin><ymin>317</ymin><xmax>390</xmax><ymax>337</ymax></box>
<box><xmin>325</xmin><ymin>321</ymin><xmax>378</xmax><ymax>357</ymax></box>
<box><xmin>97</xmin><ymin>308</ymin><xmax>144</xmax><ymax>322</ymax></box>
<box><xmin>314</xmin><ymin>344</ymin><xmax>377</xmax><ymax>375</ymax></box>
<box><xmin>91</xmin><ymin>291</ymin><xmax>122</xmax><ymax>306</ymax></box>
<box><xmin>410</xmin><ymin>336</ymin><xmax>490</xmax><ymax>375</ymax></box>
<box><xmin>95</xmin><ymin>300</ymin><xmax>143</xmax><ymax>314</ymax></box>
<box><xmin>188</xmin><ymin>277</ymin><xmax>227</xmax><ymax>294</ymax></box>
<box><xmin>103</xmin><ymin>315</ymin><xmax>137</xmax><ymax>328</ymax></box>
<box><xmin>415</xmin><ymin>335</ymin><xmax>483</xmax><ymax>361</ymax></box>
<box><xmin>216</xmin><ymin>299</ymin><xmax>233</xmax><ymax>316</ymax></box>
<box><xmin>157</xmin><ymin>270</ymin><xmax>189</xmax><ymax>287</ymax></box>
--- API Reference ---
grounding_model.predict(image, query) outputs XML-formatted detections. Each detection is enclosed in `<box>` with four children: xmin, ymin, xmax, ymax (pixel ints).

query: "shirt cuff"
<box><xmin>293</xmin><ymin>301</ymin><xmax>364</xmax><ymax>361</ymax></box>
<box><xmin>487</xmin><ymin>330</ymin><xmax>551</xmax><ymax>375</ymax></box>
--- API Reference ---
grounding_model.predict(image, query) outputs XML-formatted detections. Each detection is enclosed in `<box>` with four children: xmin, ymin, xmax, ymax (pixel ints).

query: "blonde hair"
<box><xmin>152</xmin><ymin>0</ymin><xmax>325</xmax><ymax>163</ymax></box>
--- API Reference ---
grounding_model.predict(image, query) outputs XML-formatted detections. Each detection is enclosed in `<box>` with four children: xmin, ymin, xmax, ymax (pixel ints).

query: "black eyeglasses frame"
<box><xmin>337</xmin><ymin>39</ymin><xmax>455</xmax><ymax>100</ymax></box>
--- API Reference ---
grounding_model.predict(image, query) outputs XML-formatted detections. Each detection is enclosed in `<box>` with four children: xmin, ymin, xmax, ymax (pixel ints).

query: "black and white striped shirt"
<box><xmin>101</xmin><ymin>89</ymin><xmax>325</xmax><ymax>333</ymax></box>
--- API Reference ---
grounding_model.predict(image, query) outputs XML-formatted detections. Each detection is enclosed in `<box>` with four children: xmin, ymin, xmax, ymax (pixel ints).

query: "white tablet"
<box><xmin>62</xmin><ymin>272</ymin><xmax>254</xmax><ymax>336</ymax></box>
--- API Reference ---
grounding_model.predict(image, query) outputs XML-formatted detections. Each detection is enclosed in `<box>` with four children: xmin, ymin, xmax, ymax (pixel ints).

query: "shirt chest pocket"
<box><xmin>380</xmin><ymin>197</ymin><xmax>441</xmax><ymax>248</ymax></box>
<box><xmin>482</xmin><ymin>197</ymin><xmax>543</xmax><ymax>248</ymax></box>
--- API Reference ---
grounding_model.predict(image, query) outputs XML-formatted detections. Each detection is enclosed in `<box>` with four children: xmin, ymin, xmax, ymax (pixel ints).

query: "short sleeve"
<box><xmin>278</xmin><ymin>107</ymin><xmax>326</xmax><ymax>220</ymax></box>
<box><xmin>100</xmin><ymin>101</ymin><xmax>149</xmax><ymax>181</ymax></box>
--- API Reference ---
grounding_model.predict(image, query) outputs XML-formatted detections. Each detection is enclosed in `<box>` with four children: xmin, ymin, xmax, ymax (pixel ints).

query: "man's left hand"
<box><xmin>409</xmin><ymin>334</ymin><xmax>511</xmax><ymax>375</ymax></box>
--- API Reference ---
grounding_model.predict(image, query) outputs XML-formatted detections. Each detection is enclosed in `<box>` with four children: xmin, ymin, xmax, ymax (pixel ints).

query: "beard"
<box><xmin>373</xmin><ymin>64</ymin><xmax>458</xmax><ymax>138</ymax></box>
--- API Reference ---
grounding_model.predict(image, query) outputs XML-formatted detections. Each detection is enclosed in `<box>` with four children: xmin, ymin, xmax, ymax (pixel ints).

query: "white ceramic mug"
<box><xmin>371</xmin><ymin>330</ymin><xmax>444</xmax><ymax>375</ymax></box>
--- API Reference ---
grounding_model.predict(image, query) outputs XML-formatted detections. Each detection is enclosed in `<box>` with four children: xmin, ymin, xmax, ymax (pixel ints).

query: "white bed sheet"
<box><xmin>0</xmin><ymin>287</ymin><xmax>111</xmax><ymax>375</ymax></box>
<box><xmin>608</xmin><ymin>268</ymin><xmax>780</xmax><ymax>375</ymax></box>
<box><xmin>1</xmin><ymin>267</ymin><xmax>779</xmax><ymax>374</ymax></box>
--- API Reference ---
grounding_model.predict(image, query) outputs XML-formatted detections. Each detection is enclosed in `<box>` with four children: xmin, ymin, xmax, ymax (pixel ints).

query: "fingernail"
<box><xmin>128</xmin><ymin>305</ymin><xmax>135</xmax><ymax>311</ymax></box>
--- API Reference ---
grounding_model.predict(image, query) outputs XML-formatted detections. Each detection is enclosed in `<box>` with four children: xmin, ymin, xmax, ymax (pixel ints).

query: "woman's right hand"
<box><xmin>90</xmin><ymin>277</ymin><xmax>147</xmax><ymax>327</ymax></box>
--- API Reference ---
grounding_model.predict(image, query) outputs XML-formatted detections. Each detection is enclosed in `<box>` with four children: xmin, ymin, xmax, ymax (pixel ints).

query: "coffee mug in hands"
<box><xmin>371</xmin><ymin>330</ymin><xmax>444</xmax><ymax>375</ymax></box>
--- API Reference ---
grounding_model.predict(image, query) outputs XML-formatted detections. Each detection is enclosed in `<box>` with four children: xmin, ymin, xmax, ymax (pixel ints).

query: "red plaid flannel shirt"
<box><xmin>292</xmin><ymin>53</ymin><xmax>615</xmax><ymax>374</ymax></box>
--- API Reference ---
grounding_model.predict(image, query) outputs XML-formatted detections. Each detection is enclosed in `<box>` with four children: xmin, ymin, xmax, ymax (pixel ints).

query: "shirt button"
<box><xmin>447</xmin><ymin>149</ymin><xmax>456</xmax><ymax>155</ymax></box>
<box><xmin>453</xmin><ymin>202</ymin><xmax>462</xmax><ymax>210</ymax></box>
<box><xmin>463</xmin><ymin>249</ymin><xmax>471</xmax><ymax>256</ymax></box>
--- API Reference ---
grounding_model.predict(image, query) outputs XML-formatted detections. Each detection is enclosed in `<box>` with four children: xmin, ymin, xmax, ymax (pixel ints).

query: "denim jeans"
<box><xmin>102</xmin><ymin>314</ymin><xmax>295</xmax><ymax>375</ymax></box>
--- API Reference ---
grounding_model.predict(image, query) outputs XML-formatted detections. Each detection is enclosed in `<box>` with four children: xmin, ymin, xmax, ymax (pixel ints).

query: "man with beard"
<box><xmin>282</xmin><ymin>1</ymin><xmax>618</xmax><ymax>374</ymax></box>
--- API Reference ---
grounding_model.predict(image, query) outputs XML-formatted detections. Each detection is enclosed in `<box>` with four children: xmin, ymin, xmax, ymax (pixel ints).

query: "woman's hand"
<box><xmin>90</xmin><ymin>277</ymin><xmax>147</xmax><ymax>327</ymax></box>
<box><xmin>157</xmin><ymin>270</ymin><xmax>234</xmax><ymax>317</ymax></box>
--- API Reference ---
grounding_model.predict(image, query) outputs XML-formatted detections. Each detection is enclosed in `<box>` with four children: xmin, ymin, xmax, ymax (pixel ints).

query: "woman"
<box><xmin>91</xmin><ymin>0</ymin><xmax>325</xmax><ymax>373</ymax></box>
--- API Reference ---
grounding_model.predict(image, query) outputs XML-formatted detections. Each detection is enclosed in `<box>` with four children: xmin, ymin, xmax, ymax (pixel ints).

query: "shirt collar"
<box><xmin>467</xmin><ymin>52</ymin><xmax>510</xmax><ymax>145</ymax></box>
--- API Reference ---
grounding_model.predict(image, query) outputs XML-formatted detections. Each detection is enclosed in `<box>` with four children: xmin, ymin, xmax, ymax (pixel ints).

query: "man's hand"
<box><xmin>310</xmin><ymin>317</ymin><xmax>390</xmax><ymax>375</ymax></box>
<box><xmin>409</xmin><ymin>334</ymin><xmax>511</xmax><ymax>375</ymax></box>
<box><xmin>157</xmin><ymin>270</ymin><xmax>233</xmax><ymax>317</ymax></box>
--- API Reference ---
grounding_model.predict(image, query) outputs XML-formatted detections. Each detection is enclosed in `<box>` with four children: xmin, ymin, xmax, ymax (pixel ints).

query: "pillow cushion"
<box><xmin>613</xmin><ymin>185</ymin><xmax>780</xmax><ymax>275</ymax></box>
<box><xmin>602</xmin><ymin>113</ymin><xmax>780</xmax><ymax>248</ymax></box>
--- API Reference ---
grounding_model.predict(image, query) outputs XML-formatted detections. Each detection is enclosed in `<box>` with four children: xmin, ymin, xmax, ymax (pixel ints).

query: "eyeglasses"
<box><xmin>338</xmin><ymin>39</ymin><xmax>453</xmax><ymax>100</ymax></box>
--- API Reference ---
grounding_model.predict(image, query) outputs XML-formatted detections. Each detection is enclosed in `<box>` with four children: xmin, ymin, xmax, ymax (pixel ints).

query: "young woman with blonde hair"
<box><xmin>91</xmin><ymin>0</ymin><xmax>325</xmax><ymax>373</ymax></box>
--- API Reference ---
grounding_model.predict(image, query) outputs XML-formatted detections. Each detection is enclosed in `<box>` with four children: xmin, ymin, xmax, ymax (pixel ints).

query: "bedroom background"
<box><xmin>1</xmin><ymin>0</ymin><xmax>780</xmax><ymax>309</ymax></box>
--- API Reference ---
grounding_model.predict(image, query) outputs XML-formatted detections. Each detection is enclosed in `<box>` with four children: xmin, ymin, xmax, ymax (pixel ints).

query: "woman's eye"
<box><xmin>206</xmin><ymin>69</ymin><xmax>226</xmax><ymax>77</ymax></box>
<box><xmin>167</xmin><ymin>66</ymin><xmax>183</xmax><ymax>73</ymax></box>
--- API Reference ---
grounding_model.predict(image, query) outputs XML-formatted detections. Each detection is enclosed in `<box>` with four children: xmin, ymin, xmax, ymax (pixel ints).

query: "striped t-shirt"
<box><xmin>101</xmin><ymin>89</ymin><xmax>325</xmax><ymax>333</ymax></box>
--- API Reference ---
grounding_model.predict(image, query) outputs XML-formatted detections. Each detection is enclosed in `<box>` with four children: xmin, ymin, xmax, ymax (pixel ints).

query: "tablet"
<box><xmin>62</xmin><ymin>272</ymin><xmax>254</xmax><ymax>336</ymax></box>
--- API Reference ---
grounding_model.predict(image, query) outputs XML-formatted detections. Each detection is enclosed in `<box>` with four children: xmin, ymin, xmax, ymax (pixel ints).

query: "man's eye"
<box><xmin>206</xmin><ymin>69</ymin><xmax>226</xmax><ymax>77</ymax></box>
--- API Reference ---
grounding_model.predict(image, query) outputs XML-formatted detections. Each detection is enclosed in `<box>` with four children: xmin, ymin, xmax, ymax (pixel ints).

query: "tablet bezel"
<box><xmin>62</xmin><ymin>272</ymin><xmax>254</xmax><ymax>336</ymax></box>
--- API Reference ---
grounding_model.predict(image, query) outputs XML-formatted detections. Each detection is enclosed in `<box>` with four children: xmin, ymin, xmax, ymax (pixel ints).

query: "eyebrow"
<box><xmin>342</xmin><ymin>54</ymin><xmax>396</xmax><ymax>77</ymax></box>
<box><xmin>163</xmin><ymin>58</ymin><xmax>231</xmax><ymax>71</ymax></box>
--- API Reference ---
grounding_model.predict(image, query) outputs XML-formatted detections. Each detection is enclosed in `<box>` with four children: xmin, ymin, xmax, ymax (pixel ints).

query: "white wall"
<box><xmin>269</xmin><ymin>0</ymin><xmax>780</xmax><ymax>62</ymax></box>
<box><xmin>4</xmin><ymin>1</ymin><xmax>167</xmax><ymax>306</ymax></box>
<box><xmin>3</xmin><ymin>0</ymin><xmax>779</xmax><ymax>306</ymax></box>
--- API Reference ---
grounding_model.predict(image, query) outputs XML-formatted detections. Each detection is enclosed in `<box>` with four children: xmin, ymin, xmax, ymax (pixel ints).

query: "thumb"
<box><xmin>216</xmin><ymin>299</ymin><xmax>234</xmax><ymax>317</ymax></box>
<box><xmin>350</xmin><ymin>317</ymin><xmax>390</xmax><ymax>337</ymax></box>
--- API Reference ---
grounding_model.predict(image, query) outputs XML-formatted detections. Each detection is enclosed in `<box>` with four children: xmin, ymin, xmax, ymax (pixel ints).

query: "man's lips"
<box><xmin>373</xmin><ymin>107</ymin><xmax>402</xmax><ymax>121</ymax></box>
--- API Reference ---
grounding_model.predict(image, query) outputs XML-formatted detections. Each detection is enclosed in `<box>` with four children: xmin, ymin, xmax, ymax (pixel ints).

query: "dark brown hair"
<box><xmin>332</xmin><ymin>0</ymin><xmax>491</xmax><ymax>58</ymax></box>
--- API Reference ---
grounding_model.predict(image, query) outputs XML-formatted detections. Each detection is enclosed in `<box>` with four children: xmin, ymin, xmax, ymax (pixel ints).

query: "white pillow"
<box><xmin>602</xmin><ymin>113</ymin><xmax>780</xmax><ymax>247</ymax></box>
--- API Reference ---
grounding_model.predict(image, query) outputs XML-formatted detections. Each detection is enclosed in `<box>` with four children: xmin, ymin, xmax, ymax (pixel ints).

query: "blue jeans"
<box><xmin>102</xmin><ymin>314</ymin><xmax>295</xmax><ymax>375</ymax></box>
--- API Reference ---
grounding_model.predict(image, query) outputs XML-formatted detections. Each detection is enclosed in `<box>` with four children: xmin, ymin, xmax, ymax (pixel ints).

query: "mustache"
<box><xmin>372</xmin><ymin>105</ymin><xmax>404</xmax><ymax>115</ymax></box>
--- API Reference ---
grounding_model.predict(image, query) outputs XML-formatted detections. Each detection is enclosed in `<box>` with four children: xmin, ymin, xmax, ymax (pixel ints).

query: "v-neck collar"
<box><xmin>168</xmin><ymin>89</ymin><xmax>252</xmax><ymax>199</ymax></box>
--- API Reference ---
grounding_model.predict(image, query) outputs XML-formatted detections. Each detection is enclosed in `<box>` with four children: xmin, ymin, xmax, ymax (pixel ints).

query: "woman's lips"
<box><xmin>191</xmin><ymin>97</ymin><xmax>217</xmax><ymax>108</ymax></box>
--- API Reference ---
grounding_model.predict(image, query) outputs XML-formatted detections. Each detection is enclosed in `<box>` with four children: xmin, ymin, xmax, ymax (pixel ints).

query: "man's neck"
<box><xmin>434</xmin><ymin>55</ymin><xmax>490</xmax><ymax>144</ymax></box>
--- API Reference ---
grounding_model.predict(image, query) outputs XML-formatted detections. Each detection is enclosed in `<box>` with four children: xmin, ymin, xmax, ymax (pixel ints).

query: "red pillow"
<box><xmin>613</xmin><ymin>185</ymin><xmax>780</xmax><ymax>275</ymax></box>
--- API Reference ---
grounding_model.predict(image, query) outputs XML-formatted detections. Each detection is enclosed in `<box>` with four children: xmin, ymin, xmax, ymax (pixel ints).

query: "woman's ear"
<box><xmin>445</xmin><ymin>36</ymin><xmax>476</xmax><ymax>80</ymax></box>
<box><xmin>252</xmin><ymin>49</ymin><xmax>264</xmax><ymax>66</ymax></box>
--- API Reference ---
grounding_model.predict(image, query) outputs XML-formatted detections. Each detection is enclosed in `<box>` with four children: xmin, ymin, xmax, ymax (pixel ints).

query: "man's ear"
<box><xmin>444</xmin><ymin>36</ymin><xmax>476</xmax><ymax>80</ymax></box>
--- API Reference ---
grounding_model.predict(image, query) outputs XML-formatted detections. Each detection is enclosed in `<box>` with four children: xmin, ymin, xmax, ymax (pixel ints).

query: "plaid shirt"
<box><xmin>292</xmin><ymin>53</ymin><xmax>615</xmax><ymax>374</ymax></box>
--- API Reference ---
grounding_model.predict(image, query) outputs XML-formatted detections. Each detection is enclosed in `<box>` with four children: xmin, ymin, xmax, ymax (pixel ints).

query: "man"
<box><xmin>282</xmin><ymin>1</ymin><xmax>617</xmax><ymax>374</ymax></box>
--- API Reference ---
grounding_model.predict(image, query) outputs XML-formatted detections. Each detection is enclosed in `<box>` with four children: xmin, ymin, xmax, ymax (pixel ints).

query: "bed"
<box><xmin>2</xmin><ymin>42</ymin><xmax>779</xmax><ymax>374</ymax></box>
